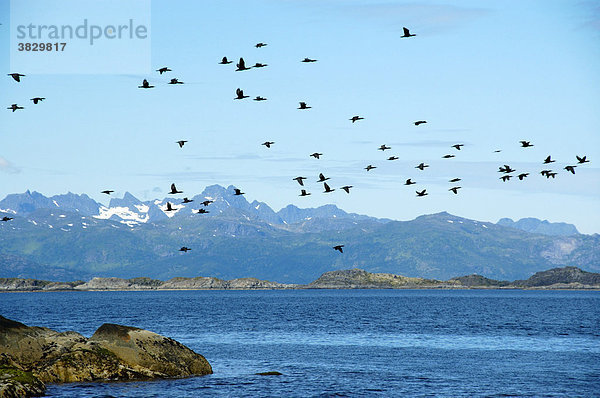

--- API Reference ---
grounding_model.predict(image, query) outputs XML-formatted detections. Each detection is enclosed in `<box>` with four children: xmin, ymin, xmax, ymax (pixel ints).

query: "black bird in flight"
<box><xmin>499</xmin><ymin>165</ymin><xmax>515</xmax><ymax>173</ymax></box>
<box><xmin>138</xmin><ymin>79</ymin><xmax>154</xmax><ymax>88</ymax></box>
<box><xmin>517</xmin><ymin>173</ymin><xmax>529</xmax><ymax>180</ymax></box>
<box><xmin>449</xmin><ymin>187</ymin><xmax>461</xmax><ymax>194</ymax></box>
<box><xmin>414</xmin><ymin>120</ymin><xmax>427</xmax><ymax>126</ymax></box>
<box><xmin>546</xmin><ymin>172</ymin><xmax>557</xmax><ymax>179</ymax></box>
<box><xmin>255</xmin><ymin>42</ymin><xmax>267</xmax><ymax>48</ymax></box>
<box><xmin>564</xmin><ymin>165</ymin><xmax>577</xmax><ymax>174</ymax></box>
<box><xmin>317</xmin><ymin>173</ymin><xmax>330</xmax><ymax>182</ymax></box>
<box><xmin>253</xmin><ymin>63</ymin><xmax>268</xmax><ymax>68</ymax></box>
<box><xmin>378</xmin><ymin>144</ymin><xmax>391</xmax><ymax>151</ymax></box>
<box><xmin>262</xmin><ymin>141</ymin><xmax>275</xmax><ymax>148</ymax></box>
<box><xmin>540</xmin><ymin>170</ymin><xmax>552</xmax><ymax>177</ymax></box>
<box><xmin>365</xmin><ymin>165</ymin><xmax>376</xmax><ymax>171</ymax></box>
<box><xmin>156</xmin><ymin>67</ymin><xmax>171</xmax><ymax>74</ymax></box>
<box><xmin>1</xmin><ymin>216</ymin><xmax>13</xmax><ymax>222</ymax></box>
<box><xmin>302</xmin><ymin>58</ymin><xmax>317</xmax><ymax>62</ymax></box>
<box><xmin>197</xmin><ymin>208</ymin><xmax>209</xmax><ymax>214</ymax></box>
<box><xmin>101</xmin><ymin>190</ymin><xmax>114</xmax><ymax>195</ymax></box>
<box><xmin>7</xmin><ymin>104</ymin><xmax>24</xmax><ymax>112</ymax></box>
<box><xmin>169</xmin><ymin>183</ymin><xmax>183</xmax><ymax>194</ymax></box>
<box><xmin>234</xmin><ymin>188</ymin><xmax>245</xmax><ymax>196</ymax></box>
<box><xmin>165</xmin><ymin>202</ymin><xmax>176</xmax><ymax>211</ymax></box>
<box><xmin>201</xmin><ymin>200</ymin><xmax>213</xmax><ymax>207</ymax></box>
<box><xmin>310</xmin><ymin>152</ymin><xmax>323</xmax><ymax>159</ymax></box>
<box><xmin>299</xmin><ymin>189</ymin><xmax>311</xmax><ymax>197</ymax></box>
<box><xmin>176</xmin><ymin>140</ymin><xmax>187</xmax><ymax>148</ymax></box>
<box><xmin>7</xmin><ymin>73</ymin><xmax>25</xmax><ymax>82</ymax></box>
<box><xmin>293</xmin><ymin>176</ymin><xmax>307</xmax><ymax>186</ymax></box>
<box><xmin>415</xmin><ymin>162</ymin><xmax>429</xmax><ymax>170</ymax></box>
<box><xmin>333</xmin><ymin>245</ymin><xmax>344</xmax><ymax>253</ymax></box>
<box><xmin>543</xmin><ymin>156</ymin><xmax>555</xmax><ymax>164</ymax></box>
<box><xmin>405</xmin><ymin>179</ymin><xmax>416</xmax><ymax>185</ymax></box>
<box><xmin>341</xmin><ymin>185</ymin><xmax>353</xmax><ymax>194</ymax></box>
<box><xmin>182</xmin><ymin>197</ymin><xmax>194</xmax><ymax>203</ymax></box>
<box><xmin>388</xmin><ymin>156</ymin><xmax>399</xmax><ymax>161</ymax></box>
<box><xmin>235</xmin><ymin>88</ymin><xmax>249</xmax><ymax>99</ymax></box>
<box><xmin>449</xmin><ymin>178</ymin><xmax>461</xmax><ymax>183</ymax></box>
<box><xmin>416</xmin><ymin>189</ymin><xmax>428</xmax><ymax>197</ymax></box>
<box><xmin>520</xmin><ymin>140</ymin><xmax>534</xmax><ymax>147</ymax></box>
<box><xmin>323</xmin><ymin>182</ymin><xmax>335</xmax><ymax>193</ymax></box>
<box><xmin>442</xmin><ymin>154</ymin><xmax>455</xmax><ymax>159</ymax></box>
<box><xmin>220</xmin><ymin>56</ymin><xmax>232</xmax><ymax>64</ymax></box>
<box><xmin>30</xmin><ymin>97</ymin><xmax>45</xmax><ymax>104</ymax></box>
<box><xmin>350</xmin><ymin>116</ymin><xmax>364</xmax><ymax>123</ymax></box>
<box><xmin>493</xmin><ymin>149</ymin><xmax>502</xmax><ymax>153</ymax></box>
<box><xmin>179</xmin><ymin>246</ymin><xmax>191</xmax><ymax>252</ymax></box>
<box><xmin>576</xmin><ymin>155</ymin><xmax>589</xmax><ymax>164</ymax></box>
<box><xmin>298</xmin><ymin>102</ymin><xmax>311</xmax><ymax>109</ymax></box>
<box><xmin>254</xmin><ymin>96</ymin><xmax>267</xmax><ymax>101</ymax></box>
<box><xmin>401</xmin><ymin>27</ymin><xmax>416</xmax><ymax>38</ymax></box>
<box><xmin>236</xmin><ymin>57</ymin><xmax>251</xmax><ymax>71</ymax></box>
<box><xmin>499</xmin><ymin>175</ymin><xmax>512</xmax><ymax>182</ymax></box>
<box><xmin>168</xmin><ymin>78</ymin><xmax>183</xmax><ymax>84</ymax></box>
<box><xmin>452</xmin><ymin>144</ymin><xmax>464</xmax><ymax>150</ymax></box>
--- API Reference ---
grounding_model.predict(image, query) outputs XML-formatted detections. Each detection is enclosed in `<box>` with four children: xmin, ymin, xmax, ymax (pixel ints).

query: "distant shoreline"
<box><xmin>3</xmin><ymin>287</ymin><xmax>600</xmax><ymax>293</ymax></box>
<box><xmin>2</xmin><ymin>266</ymin><xmax>600</xmax><ymax>292</ymax></box>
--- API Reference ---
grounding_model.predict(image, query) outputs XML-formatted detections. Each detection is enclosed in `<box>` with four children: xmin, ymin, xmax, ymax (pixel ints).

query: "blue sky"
<box><xmin>1</xmin><ymin>0</ymin><xmax>599</xmax><ymax>233</ymax></box>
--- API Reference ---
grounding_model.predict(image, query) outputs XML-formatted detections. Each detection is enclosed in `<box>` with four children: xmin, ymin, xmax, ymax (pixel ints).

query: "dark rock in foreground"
<box><xmin>0</xmin><ymin>316</ymin><xmax>211</xmax><ymax>397</ymax></box>
<box><xmin>255</xmin><ymin>371</ymin><xmax>283</xmax><ymax>376</ymax></box>
<box><xmin>0</xmin><ymin>354</ymin><xmax>45</xmax><ymax>398</ymax></box>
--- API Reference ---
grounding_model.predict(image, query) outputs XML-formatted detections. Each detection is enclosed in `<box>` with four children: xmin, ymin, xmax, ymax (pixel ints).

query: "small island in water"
<box><xmin>1</xmin><ymin>266</ymin><xmax>599</xmax><ymax>292</ymax></box>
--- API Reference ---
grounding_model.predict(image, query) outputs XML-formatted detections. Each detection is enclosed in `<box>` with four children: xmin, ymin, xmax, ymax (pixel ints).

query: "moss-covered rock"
<box><xmin>0</xmin><ymin>315</ymin><xmax>212</xmax><ymax>394</ymax></box>
<box><xmin>0</xmin><ymin>356</ymin><xmax>45</xmax><ymax>397</ymax></box>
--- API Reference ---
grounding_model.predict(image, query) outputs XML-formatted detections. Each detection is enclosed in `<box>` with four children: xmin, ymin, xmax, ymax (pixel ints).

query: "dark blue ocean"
<box><xmin>1</xmin><ymin>290</ymin><xmax>599</xmax><ymax>397</ymax></box>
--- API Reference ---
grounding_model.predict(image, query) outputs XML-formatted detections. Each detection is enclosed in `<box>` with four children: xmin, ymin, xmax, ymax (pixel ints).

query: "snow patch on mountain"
<box><xmin>94</xmin><ymin>206</ymin><xmax>150</xmax><ymax>223</ymax></box>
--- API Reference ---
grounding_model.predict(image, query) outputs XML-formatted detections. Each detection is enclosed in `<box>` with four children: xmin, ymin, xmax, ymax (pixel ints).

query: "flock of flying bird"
<box><xmin>5</xmin><ymin>27</ymin><xmax>592</xmax><ymax>255</ymax></box>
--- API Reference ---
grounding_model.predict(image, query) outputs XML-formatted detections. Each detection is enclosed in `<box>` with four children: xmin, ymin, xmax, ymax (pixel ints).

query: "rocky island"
<box><xmin>0</xmin><ymin>267</ymin><xmax>598</xmax><ymax>293</ymax></box>
<box><xmin>0</xmin><ymin>316</ymin><xmax>211</xmax><ymax>397</ymax></box>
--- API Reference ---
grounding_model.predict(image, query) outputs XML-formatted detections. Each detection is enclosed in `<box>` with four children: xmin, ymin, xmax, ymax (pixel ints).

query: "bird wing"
<box><xmin>403</xmin><ymin>27</ymin><xmax>410</xmax><ymax>36</ymax></box>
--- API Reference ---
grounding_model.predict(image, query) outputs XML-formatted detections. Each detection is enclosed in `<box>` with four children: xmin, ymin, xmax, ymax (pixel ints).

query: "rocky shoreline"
<box><xmin>1</xmin><ymin>266</ymin><xmax>599</xmax><ymax>292</ymax></box>
<box><xmin>0</xmin><ymin>316</ymin><xmax>212</xmax><ymax>397</ymax></box>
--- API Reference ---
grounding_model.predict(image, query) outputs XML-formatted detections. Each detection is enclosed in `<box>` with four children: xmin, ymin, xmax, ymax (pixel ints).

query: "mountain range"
<box><xmin>0</xmin><ymin>185</ymin><xmax>598</xmax><ymax>284</ymax></box>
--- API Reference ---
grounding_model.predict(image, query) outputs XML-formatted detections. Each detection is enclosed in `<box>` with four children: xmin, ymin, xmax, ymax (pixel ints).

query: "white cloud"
<box><xmin>0</xmin><ymin>157</ymin><xmax>21</xmax><ymax>174</ymax></box>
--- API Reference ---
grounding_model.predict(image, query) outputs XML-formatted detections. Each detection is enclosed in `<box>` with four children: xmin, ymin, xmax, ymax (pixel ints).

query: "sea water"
<box><xmin>1</xmin><ymin>289</ymin><xmax>599</xmax><ymax>397</ymax></box>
